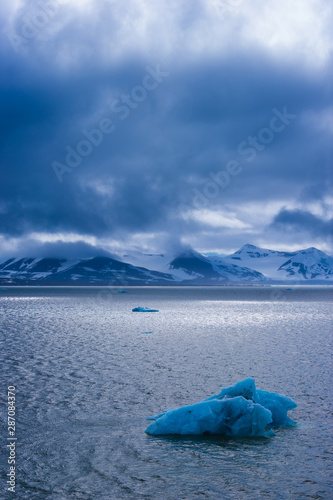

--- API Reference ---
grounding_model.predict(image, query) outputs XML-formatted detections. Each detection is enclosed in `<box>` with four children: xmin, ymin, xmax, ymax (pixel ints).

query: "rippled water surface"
<box><xmin>1</xmin><ymin>286</ymin><xmax>332</xmax><ymax>499</ymax></box>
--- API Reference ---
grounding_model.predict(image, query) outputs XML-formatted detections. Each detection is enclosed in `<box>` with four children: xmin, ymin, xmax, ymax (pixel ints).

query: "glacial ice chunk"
<box><xmin>132</xmin><ymin>307</ymin><xmax>159</xmax><ymax>312</ymax></box>
<box><xmin>145</xmin><ymin>378</ymin><xmax>296</xmax><ymax>437</ymax></box>
<box><xmin>256</xmin><ymin>389</ymin><xmax>297</xmax><ymax>427</ymax></box>
<box><xmin>203</xmin><ymin>377</ymin><xmax>257</xmax><ymax>402</ymax></box>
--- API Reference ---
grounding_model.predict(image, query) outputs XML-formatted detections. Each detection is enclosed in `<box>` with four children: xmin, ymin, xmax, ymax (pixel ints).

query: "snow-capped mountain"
<box><xmin>277</xmin><ymin>247</ymin><xmax>333</xmax><ymax>280</ymax></box>
<box><xmin>120</xmin><ymin>248</ymin><xmax>267</xmax><ymax>283</ymax></box>
<box><xmin>166</xmin><ymin>249</ymin><xmax>267</xmax><ymax>284</ymax></box>
<box><xmin>0</xmin><ymin>256</ymin><xmax>177</xmax><ymax>285</ymax></box>
<box><xmin>0</xmin><ymin>244</ymin><xmax>332</xmax><ymax>285</ymax></box>
<box><xmin>212</xmin><ymin>244</ymin><xmax>333</xmax><ymax>281</ymax></box>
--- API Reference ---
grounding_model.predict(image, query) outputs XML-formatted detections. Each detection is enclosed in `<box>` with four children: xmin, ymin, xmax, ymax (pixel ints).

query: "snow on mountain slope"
<box><xmin>167</xmin><ymin>248</ymin><xmax>267</xmax><ymax>283</ymax></box>
<box><xmin>277</xmin><ymin>247</ymin><xmax>333</xmax><ymax>280</ymax></box>
<box><xmin>119</xmin><ymin>250</ymin><xmax>202</xmax><ymax>281</ymax></box>
<box><xmin>1</xmin><ymin>244</ymin><xmax>331</xmax><ymax>284</ymax></box>
<box><xmin>0</xmin><ymin>257</ymin><xmax>78</xmax><ymax>279</ymax></box>
<box><xmin>0</xmin><ymin>256</ymin><xmax>177</xmax><ymax>285</ymax></box>
<box><xmin>120</xmin><ymin>251</ymin><xmax>172</xmax><ymax>272</ymax></box>
<box><xmin>213</xmin><ymin>244</ymin><xmax>333</xmax><ymax>281</ymax></box>
<box><xmin>55</xmin><ymin>256</ymin><xmax>176</xmax><ymax>284</ymax></box>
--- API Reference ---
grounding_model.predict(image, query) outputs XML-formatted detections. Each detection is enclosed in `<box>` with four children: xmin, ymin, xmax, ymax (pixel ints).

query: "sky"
<box><xmin>0</xmin><ymin>0</ymin><xmax>332</xmax><ymax>260</ymax></box>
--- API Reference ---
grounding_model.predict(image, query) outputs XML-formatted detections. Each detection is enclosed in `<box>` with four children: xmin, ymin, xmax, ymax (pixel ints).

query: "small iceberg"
<box><xmin>145</xmin><ymin>378</ymin><xmax>296</xmax><ymax>438</ymax></box>
<box><xmin>132</xmin><ymin>307</ymin><xmax>159</xmax><ymax>312</ymax></box>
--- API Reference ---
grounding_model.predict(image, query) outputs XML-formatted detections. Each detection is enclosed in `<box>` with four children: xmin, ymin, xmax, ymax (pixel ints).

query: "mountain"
<box><xmin>213</xmin><ymin>244</ymin><xmax>333</xmax><ymax>281</ymax></box>
<box><xmin>166</xmin><ymin>249</ymin><xmax>267</xmax><ymax>284</ymax></box>
<box><xmin>0</xmin><ymin>256</ymin><xmax>177</xmax><ymax>285</ymax></box>
<box><xmin>120</xmin><ymin>251</ymin><xmax>172</xmax><ymax>273</ymax></box>
<box><xmin>0</xmin><ymin>244</ymin><xmax>332</xmax><ymax>285</ymax></box>
<box><xmin>276</xmin><ymin>247</ymin><xmax>333</xmax><ymax>280</ymax></box>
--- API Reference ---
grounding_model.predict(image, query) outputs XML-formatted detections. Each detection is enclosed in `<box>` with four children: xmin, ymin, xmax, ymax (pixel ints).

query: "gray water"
<box><xmin>1</xmin><ymin>286</ymin><xmax>332</xmax><ymax>499</ymax></box>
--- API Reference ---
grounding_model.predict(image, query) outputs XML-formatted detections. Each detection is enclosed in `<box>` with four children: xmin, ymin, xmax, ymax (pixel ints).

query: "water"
<box><xmin>1</xmin><ymin>286</ymin><xmax>332</xmax><ymax>499</ymax></box>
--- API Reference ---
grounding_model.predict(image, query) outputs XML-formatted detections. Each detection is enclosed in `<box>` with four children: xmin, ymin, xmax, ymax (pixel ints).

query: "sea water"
<box><xmin>0</xmin><ymin>286</ymin><xmax>332</xmax><ymax>499</ymax></box>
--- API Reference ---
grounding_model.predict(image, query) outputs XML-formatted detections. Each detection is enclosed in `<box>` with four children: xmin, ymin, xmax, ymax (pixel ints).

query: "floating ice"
<box><xmin>132</xmin><ymin>307</ymin><xmax>159</xmax><ymax>312</ymax></box>
<box><xmin>145</xmin><ymin>378</ymin><xmax>296</xmax><ymax>437</ymax></box>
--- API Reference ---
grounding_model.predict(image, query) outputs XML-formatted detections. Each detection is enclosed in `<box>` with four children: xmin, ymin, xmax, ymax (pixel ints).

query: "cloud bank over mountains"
<box><xmin>1</xmin><ymin>0</ymin><xmax>332</xmax><ymax>258</ymax></box>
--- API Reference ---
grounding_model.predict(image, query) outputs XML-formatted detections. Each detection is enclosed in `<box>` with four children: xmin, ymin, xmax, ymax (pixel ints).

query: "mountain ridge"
<box><xmin>0</xmin><ymin>244</ymin><xmax>332</xmax><ymax>285</ymax></box>
<box><xmin>217</xmin><ymin>244</ymin><xmax>333</xmax><ymax>281</ymax></box>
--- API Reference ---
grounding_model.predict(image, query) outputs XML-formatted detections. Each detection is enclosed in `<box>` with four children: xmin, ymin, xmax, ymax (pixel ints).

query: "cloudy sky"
<box><xmin>0</xmin><ymin>0</ymin><xmax>332</xmax><ymax>259</ymax></box>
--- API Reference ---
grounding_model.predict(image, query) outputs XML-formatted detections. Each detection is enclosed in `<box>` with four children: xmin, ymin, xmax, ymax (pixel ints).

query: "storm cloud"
<box><xmin>1</xmin><ymin>0</ymin><xmax>332</xmax><ymax>257</ymax></box>
<box><xmin>271</xmin><ymin>209</ymin><xmax>333</xmax><ymax>240</ymax></box>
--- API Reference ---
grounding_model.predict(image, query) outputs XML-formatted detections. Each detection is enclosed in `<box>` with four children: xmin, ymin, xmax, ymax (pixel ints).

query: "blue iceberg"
<box><xmin>132</xmin><ymin>307</ymin><xmax>159</xmax><ymax>312</ymax></box>
<box><xmin>145</xmin><ymin>378</ymin><xmax>296</xmax><ymax>437</ymax></box>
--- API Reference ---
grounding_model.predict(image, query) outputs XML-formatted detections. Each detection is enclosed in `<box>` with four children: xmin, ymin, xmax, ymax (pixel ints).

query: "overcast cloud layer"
<box><xmin>0</xmin><ymin>0</ymin><xmax>332</xmax><ymax>259</ymax></box>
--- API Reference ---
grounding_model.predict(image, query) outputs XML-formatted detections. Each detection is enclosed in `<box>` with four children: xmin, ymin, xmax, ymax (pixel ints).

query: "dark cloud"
<box><xmin>270</xmin><ymin>209</ymin><xmax>333</xmax><ymax>240</ymax></box>
<box><xmin>2</xmin><ymin>240</ymin><xmax>114</xmax><ymax>260</ymax></box>
<box><xmin>0</xmin><ymin>1</ymin><xmax>332</xmax><ymax>255</ymax></box>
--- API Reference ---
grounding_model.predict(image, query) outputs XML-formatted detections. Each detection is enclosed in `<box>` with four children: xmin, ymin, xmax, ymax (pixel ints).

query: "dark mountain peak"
<box><xmin>242</xmin><ymin>243</ymin><xmax>258</xmax><ymax>249</ymax></box>
<box><xmin>233</xmin><ymin>243</ymin><xmax>259</xmax><ymax>255</ymax></box>
<box><xmin>300</xmin><ymin>247</ymin><xmax>322</xmax><ymax>254</ymax></box>
<box><xmin>169</xmin><ymin>250</ymin><xmax>214</xmax><ymax>277</ymax></box>
<box><xmin>175</xmin><ymin>247</ymin><xmax>201</xmax><ymax>258</ymax></box>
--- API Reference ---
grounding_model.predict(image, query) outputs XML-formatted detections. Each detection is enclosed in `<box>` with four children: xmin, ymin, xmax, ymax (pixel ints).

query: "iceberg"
<box><xmin>145</xmin><ymin>378</ymin><xmax>296</xmax><ymax>437</ymax></box>
<box><xmin>132</xmin><ymin>307</ymin><xmax>159</xmax><ymax>312</ymax></box>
